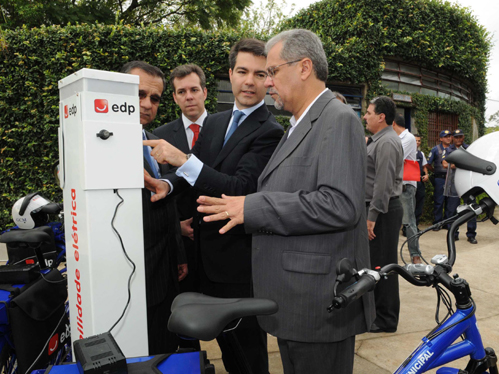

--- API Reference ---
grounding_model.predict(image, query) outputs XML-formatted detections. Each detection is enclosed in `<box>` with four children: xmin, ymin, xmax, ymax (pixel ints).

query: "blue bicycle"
<box><xmin>0</xmin><ymin>194</ymin><xmax>70</xmax><ymax>374</ymax></box>
<box><xmin>330</xmin><ymin>197</ymin><xmax>498</xmax><ymax>374</ymax></box>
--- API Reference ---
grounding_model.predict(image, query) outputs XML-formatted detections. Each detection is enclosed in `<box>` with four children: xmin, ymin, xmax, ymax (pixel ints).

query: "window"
<box><xmin>427</xmin><ymin>112</ymin><xmax>459</xmax><ymax>147</ymax></box>
<box><xmin>381</xmin><ymin>60</ymin><xmax>471</xmax><ymax>103</ymax></box>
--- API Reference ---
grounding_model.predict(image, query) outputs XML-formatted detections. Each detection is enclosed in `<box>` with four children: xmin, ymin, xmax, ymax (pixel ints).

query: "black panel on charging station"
<box><xmin>74</xmin><ymin>332</ymin><xmax>127</xmax><ymax>374</ymax></box>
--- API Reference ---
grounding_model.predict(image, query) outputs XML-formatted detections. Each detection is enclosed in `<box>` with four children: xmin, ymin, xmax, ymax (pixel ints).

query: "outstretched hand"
<box><xmin>144</xmin><ymin>169</ymin><xmax>170</xmax><ymax>202</ymax></box>
<box><xmin>197</xmin><ymin>194</ymin><xmax>246</xmax><ymax>234</ymax></box>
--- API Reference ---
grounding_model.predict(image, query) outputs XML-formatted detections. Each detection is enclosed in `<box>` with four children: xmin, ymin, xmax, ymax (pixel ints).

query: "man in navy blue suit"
<box><xmin>144</xmin><ymin>40</ymin><xmax>284</xmax><ymax>374</ymax></box>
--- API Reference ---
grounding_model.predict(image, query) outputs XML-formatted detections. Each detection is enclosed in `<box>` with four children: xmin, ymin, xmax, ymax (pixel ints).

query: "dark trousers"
<box><xmin>433</xmin><ymin>177</ymin><xmax>446</xmax><ymax>223</ymax></box>
<box><xmin>369</xmin><ymin>198</ymin><xmax>403</xmax><ymax>331</ymax></box>
<box><xmin>147</xmin><ymin>281</ymin><xmax>179</xmax><ymax>355</ymax></box>
<box><xmin>199</xmin><ymin>261</ymin><xmax>269</xmax><ymax>374</ymax></box>
<box><xmin>415</xmin><ymin>181</ymin><xmax>426</xmax><ymax>226</ymax></box>
<box><xmin>277</xmin><ymin>336</ymin><xmax>355</xmax><ymax>374</ymax></box>
<box><xmin>446</xmin><ymin>197</ymin><xmax>477</xmax><ymax>239</ymax></box>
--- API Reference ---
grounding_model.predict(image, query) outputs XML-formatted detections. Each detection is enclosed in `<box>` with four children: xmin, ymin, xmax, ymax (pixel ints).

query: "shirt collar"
<box><xmin>182</xmin><ymin>110</ymin><xmax>208</xmax><ymax>130</ymax></box>
<box><xmin>371</xmin><ymin>125</ymin><xmax>395</xmax><ymax>141</ymax></box>
<box><xmin>232</xmin><ymin>100</ymin><xmax>265</xmax><ymax>119</ymax></box>
<box><xmin>289</xmin><ymin>88</ymin><xmax>329</xmax><ymax>131</ymax></box>
<box><xmin>399</xmin><ymin>129</ymin><xmax>409</xmax><ymax>139</ymax></box>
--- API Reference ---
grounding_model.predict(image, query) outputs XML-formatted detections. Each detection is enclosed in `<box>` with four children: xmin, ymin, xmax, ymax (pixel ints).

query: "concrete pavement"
<box><xmin>201</xmin><ymin>219</ymin><xmax>499</xmax><ymax>373</ymax></box>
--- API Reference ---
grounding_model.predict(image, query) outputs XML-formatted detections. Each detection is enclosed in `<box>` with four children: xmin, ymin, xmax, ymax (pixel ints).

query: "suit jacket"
<box><xmin>244</xmin><ymin>90</ymin><xmax>375</xmax><ymax>342</ymax></box>
<box><xmin>165</xmin><ymin>105</ymin><xmax>284</xmax><ymax>285</ymax></box>
<box><xmin>142</xmin><ymin>131</ymin><xmax>185</xmax><ymax>307</ymax></box>
<box><xmin>153</xmin><ymin>118</ymin><xmax>199</xmax><ymax>275</ymax></box>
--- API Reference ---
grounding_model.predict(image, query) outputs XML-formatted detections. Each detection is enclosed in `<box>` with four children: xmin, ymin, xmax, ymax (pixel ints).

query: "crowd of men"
<box><xmin>124</xmin><ymin>28</ymin><xmax>476</xmax><ymax>374</ymax></box>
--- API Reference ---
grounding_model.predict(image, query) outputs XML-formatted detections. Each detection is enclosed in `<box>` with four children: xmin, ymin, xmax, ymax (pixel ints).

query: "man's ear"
<box><xmin>173</xmin><ymin>92</ymin><xmax>178</xmax><ymax>105</ymax></box>
<box><xmin>203</xmin><ymin>87</ymin><xmax>208</xmax><ymax>101</ymax></box>
<box><xmin>300</xmin><ymin>58</ymin><xmax>313</xmax><ymax>80</ymax></box>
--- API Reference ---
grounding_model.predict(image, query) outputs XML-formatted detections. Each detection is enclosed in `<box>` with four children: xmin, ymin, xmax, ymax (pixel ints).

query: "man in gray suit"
<box><xmin>197</xmin><ymin>29</ymin><xmax>375</xmax><ymax>374</ymax></box>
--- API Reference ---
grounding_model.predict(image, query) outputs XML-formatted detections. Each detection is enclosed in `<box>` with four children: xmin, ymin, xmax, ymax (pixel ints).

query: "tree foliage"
<box><xmin>0</xmin><ymin>0</ymin><xmax>250</xmax><ymax>30</ymax></box>
<box><xmin>236</xmin><ymin>0</ymin><xmax>295</xmax><ymax>37</ymax></box>
<box><xmin>488</xmin><ymin>110</ymin><xmax>499</xmax><ymax>127</ymax></box>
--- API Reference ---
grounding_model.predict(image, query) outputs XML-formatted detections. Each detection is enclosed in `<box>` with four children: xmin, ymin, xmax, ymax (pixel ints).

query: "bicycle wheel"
<box><xmin>0</xmin><ymin>342</ymin><xmax>17</xmax><ymax>374</ymax></box>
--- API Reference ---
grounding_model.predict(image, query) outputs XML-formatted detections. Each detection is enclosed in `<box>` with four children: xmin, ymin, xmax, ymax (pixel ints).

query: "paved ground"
<box><xmin>200</xmin><ymin>219</ymin><xmax>499</xmax><ymax>373</ymax></box>
<box><xmin>1</xmin><ymin>219</ymin><xmax>497</xmax><ymax>373</ymax></box>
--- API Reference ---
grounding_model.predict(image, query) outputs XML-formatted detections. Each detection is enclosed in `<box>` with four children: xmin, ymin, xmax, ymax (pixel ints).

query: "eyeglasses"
<box><xmin>266</xmin><ymin>59</ymin><xmax>303</xmax><ymax>78</ymax></box>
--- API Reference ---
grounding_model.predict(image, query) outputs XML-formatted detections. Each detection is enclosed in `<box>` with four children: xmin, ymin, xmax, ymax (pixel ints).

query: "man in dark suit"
<box><xmin>120</xmin><ymin>61</ymin><xmax>187</xmax><ymax>355</ymax></box>
<box><xmin>144</xmin><ymin>39</ymin><xmax>284</xmax><ymax>374</ymax></box>
<box><xmin>153</xmin><ymin>64</ymin><xmax>208</xmax><ymax>295</ymax></box>
<box><xmin>196</xmin><ymin>29</ymin><xmax>375</xmax><ymax>374</ymax></box>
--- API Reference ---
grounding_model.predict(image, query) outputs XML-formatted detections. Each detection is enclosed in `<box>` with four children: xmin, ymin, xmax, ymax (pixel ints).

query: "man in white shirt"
<box><xmin>393</xmin><ymin>114</ymin><xmax>422</xmax><ymax>263</ymax></box>
<box><xmin>414</xmin><ymin>134</ymin><xmax>429</xmax><ymax>228</ymax></box>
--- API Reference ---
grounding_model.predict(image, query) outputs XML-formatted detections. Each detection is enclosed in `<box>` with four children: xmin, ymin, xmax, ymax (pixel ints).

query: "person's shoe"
<box><xmin>432</xmin><ymin>226</ymin><xmax>441</xmax><ymax>232</ymax></box>
<box><xmin>412</xmin><ymin>256</ymin><xmax>422</xmax><ymax>264</ymax></box>
<box><xmin>468</xmin><ymin>237</ymin><xmax>478</xmax><ymax>244</ymax></box>
<box><xmin>370</xmin><ymin>323</ymin><xmax>397</xmax><ymax>333</ymax></box>
<box><xmin>454</xmin><ymin>236</ymin><xmax>459</xmax><ymax>241</ymax></box>
<box><xmin>402</xmin><ymin>225</ymin><xmax>407</xmax><ymax>237</ymax></box>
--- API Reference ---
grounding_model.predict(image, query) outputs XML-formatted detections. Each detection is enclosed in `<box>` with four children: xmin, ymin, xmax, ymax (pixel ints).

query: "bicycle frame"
<box><xmin>394</xmin><ymin>305</ymin><xmax>485</xmax><ymax>373</ymax></box>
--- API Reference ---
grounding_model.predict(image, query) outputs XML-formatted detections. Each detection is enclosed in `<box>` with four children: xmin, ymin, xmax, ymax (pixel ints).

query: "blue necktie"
<box><xmin>223</xmin><ymin>110</ymin><xmax>244</xmax><ymax>146</ymax></box>
<box><xmin>143</xmin><ymin>133</ymin><xmax>159</xmax><ymax>179</ymax></box>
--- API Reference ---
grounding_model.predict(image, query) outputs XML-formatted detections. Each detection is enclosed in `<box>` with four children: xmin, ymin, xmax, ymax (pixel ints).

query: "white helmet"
<box><xmin>448</xmin><ymin>132</ymin><xmax>499</xmax><ymax>205</ymax></box>
<box><xmin>12</xmin><ymin>192</ymin><xmax>52</xmax><ymax>229</ymax></box>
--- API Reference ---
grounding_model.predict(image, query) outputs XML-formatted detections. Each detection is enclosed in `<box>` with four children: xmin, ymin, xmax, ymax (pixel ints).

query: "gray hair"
<box><xmin>265</xmin><ymin>29</ymin><xmax>328</xmax><ymax>82</ymax></box>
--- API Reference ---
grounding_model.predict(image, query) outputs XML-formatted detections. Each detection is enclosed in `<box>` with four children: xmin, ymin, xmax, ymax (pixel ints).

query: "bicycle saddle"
<box><xmin>0</xmin><ymin>226</ymin><xmax>53</xmax><ymax>244</ymax></box>
<box><xmin>168</xmin><ymin>292</ymin><xmax>278</xmax><ymax>341</ymax></box>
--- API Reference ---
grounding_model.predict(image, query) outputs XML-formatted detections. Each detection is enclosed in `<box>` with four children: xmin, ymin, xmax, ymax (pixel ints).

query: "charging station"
<box><xmin>58</xmin><ymin>68</ymin><xmax>148</xmax><ymax>356</ymax></box>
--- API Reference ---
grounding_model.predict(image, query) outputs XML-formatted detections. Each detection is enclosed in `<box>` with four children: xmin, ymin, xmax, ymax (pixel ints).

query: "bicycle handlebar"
<box><xmin>330</xmin><ymin>198</ymin><xmax>496</xmax><ymax>311</ymax></box>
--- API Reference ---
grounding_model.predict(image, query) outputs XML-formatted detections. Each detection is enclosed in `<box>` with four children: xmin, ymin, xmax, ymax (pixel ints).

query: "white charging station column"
<box><xmin>59</xmin><ymin>69</ymin><xmax>148</xmax><ymax>356</ymax></box>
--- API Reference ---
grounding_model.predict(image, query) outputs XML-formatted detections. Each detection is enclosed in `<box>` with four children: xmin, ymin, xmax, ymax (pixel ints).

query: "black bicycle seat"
<box><xmin>168</xmin><ymin>292</ymin><xmax>278</xmax><ymax>341</ymax></box>
<box><xmin>0</xmin><ymin>226</ymin><xmax>53</xmax><ymax>244</ymax></box>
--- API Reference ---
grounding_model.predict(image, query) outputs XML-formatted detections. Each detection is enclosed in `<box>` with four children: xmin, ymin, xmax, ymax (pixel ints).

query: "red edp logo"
<box><xmin>48</xmin><ymin>333</ymin><xmax>59</xmax><ymax>355</ymax></box>
<box><xmin>64</xmin><ymin>105</ymin><xmax>68</xmax><ymax>118</ymax></box>
<box><xmin>94</xmin><ymin>99</ymin><xmax>109</xmax><ymax>113</ymax></box>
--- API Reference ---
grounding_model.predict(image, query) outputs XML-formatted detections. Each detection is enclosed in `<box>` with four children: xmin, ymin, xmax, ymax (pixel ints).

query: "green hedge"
<box><xmin>282</xmin><ymin>0</ymin><xmax>490</xmax><ymax>105</ymax></box>
<box><xmin>0</xmin><ymin>24</ymin><xmax>244</xmax><ymax>230</ymax></box>
<box><xmin>283</xmin><ymin>0</ymin><xmax>490</xmax><ymax>143</ymax></box>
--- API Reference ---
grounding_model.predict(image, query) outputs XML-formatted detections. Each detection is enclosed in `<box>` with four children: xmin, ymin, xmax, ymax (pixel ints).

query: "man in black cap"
<box><xmin>427</xmin><ymin>129</ymin><xmax>452</xmax><ymax>227</ymax></box>
<box><xmin>442</xmin><ymin>129</ymin><xmax>477</xmax><ymax>243</ymax></box>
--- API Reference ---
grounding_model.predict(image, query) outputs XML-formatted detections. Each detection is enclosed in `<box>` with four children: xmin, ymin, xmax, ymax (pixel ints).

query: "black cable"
<box><xmin>40</xmin><ymin>271</ymin><xmax>67</xmax><ymax>284</ymax></box>
<box><xmin>399</xmin><ymin>214</ymin><xmax>460</xmax><ymax>265</ymax></box>
<box><xmin>108</xmin><ymin>189</ymin><xmax>136</xmax><ymax>334</ymax></box>
<box><xmin>426</xmin><ymin>297</ymin><xmax>476</xmax><ymax>341</ymax></box>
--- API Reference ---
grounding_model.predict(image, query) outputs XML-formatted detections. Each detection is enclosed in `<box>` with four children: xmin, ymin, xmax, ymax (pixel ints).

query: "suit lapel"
<box><xmin>259</xmin><ymin>90</ymin><xmax>334</xmax><ymax>184</ymax></box>
<box><xmin>173</xmin><ymin>118</ymin><xmax>190</xmax><ymax>154</ymax></box>
<box><xmin>212</xmin><ymin>106</ymin><xmax>268</xmax><ymax>168</ymax></box>
<box><xmin>208</xmin><ymin>111</ymin><xmax>232</xmax><ymax>166</ymax></box>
